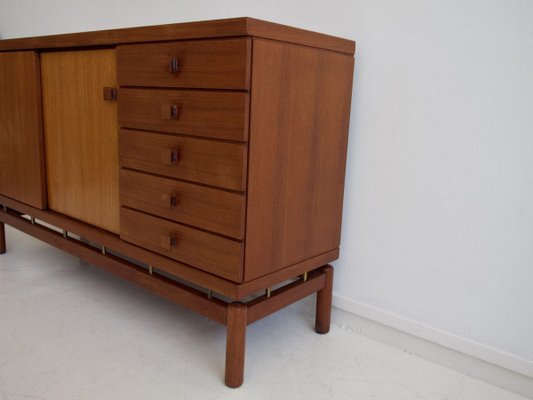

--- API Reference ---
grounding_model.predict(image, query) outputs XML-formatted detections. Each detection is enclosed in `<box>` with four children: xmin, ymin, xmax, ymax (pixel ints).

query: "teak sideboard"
<box><xmin>0</xmin><ymin>18</ymin><xmax>355</xmax><ymax>387</ymax></box>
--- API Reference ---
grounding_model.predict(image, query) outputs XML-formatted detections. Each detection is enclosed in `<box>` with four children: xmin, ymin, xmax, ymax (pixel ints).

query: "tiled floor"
<box><xmin>0</xmin><ymin>226</ymin><xmax>528</xmax><ymax>400</ymax></box>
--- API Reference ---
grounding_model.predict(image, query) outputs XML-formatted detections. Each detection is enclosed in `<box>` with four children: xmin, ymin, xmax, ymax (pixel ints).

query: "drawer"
<box><xmin>120</xmin><ymin>208</ymin><xmax>243</xmax><ymax>282</ymax></box>
<box><xmin>119</xmin><ymin>129</ymin><xmax>246</xmax><ymax>191</ymax></box>
<box><xmin>117</xmin><ymin>38</ymin><xmax>250</xmax><ymax>90</ymax></box>
<box><xmin>120</xmin><ymin>169</ymin><xmax>245</xmax><ymax>239</ymax></box>
<box><xmin>118</xmin><ymin>88</ymin><xmax>248</xmax><ymax>141</ymax></box>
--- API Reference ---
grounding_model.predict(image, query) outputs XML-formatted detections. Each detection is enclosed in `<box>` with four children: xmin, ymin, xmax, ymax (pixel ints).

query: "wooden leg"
<box><xmin>315</xmin><ymin>265</ymin><xmax>333</xmax><ymax>334</ymax></box>
<box><xmin>225</xmin><ymin>302</ymin><xmax>247</xmax><ymax>388</ymax></box>
<box><xmin>0</xmin><ymin>221</ymin><xmax>6</xmax><ymax>254</ymax></box>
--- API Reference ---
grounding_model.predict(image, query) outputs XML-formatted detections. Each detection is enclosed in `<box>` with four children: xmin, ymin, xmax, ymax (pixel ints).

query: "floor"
<box><xmin>0</xmin><ymin>226</ymin><xmax>528</xmax><ymax>400</ymax></box>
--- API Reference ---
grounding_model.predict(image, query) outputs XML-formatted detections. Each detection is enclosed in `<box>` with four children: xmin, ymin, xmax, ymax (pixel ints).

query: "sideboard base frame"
<box><xmin>0</xmin><ymin>205</ymin><xmax>333</xmax><ymax>388</ymax></box>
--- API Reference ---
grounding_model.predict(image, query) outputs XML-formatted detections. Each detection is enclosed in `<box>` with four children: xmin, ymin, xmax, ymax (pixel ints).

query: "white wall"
<box><xmin>1</xmin><ymin>0</ymin><xmax>532</xmax><ymax>377</ymax></box>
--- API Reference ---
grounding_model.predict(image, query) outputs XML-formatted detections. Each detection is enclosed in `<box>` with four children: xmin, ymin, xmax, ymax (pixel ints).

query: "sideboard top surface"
<box><xmin>0</xmin><ymin>17</ymin><xmax>355</xmax><ymax>55</ymax></box>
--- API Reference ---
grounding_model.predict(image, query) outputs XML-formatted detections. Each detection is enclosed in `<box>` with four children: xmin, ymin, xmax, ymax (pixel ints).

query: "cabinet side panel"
<box><xmin>0</xmin><ymin>51</ymin><xmax>46</xmax><ymax>209</ymax></box>
<box><xmin>41</xmin><ymin>49</ymin><xmax>120</xmax><ymax>233</ymax></box>
<box><xmin>244</xmin><ymin>39</ymin><xmax>354</xmax><ymax>281</ymax></box>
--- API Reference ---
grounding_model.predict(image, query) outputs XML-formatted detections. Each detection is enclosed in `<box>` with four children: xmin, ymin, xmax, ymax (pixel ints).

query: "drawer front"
<box><xmin>118</xmin><ymin>88</ymin><xmax>248</xmax><ymax>141</ymax></box>
<box><xmin>119</xmin><ymin>129</ymin><xmax>246</xmax><ymax>191</ymax></box>
<box><xmin>117</xmin><ymin>38</ymin><xmax>250</xmax><ymax>90</ymax></box>
<box><xmin>120</xmin><ymin>208</ymin><xmax>243</xmax><ymax>282</ymax></box>
<box><xmin>120</xmin><ymin>169</ymin><xmax>245</xmax><ymax>239</ymax></box>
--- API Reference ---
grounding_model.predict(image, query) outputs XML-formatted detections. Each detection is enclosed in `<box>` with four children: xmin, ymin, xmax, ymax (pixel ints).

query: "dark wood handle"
<box><xmin>161</xmin><ymin>193</ymin><xmax>178</xmax><ymax>208</ymax></box>
<box><xmin>169</xmin><ymin>236</ymin><xmax>178</xmax><ymax>248</ymax></box>
<box><xmin>170</xmin><ymin>149</ymin><xmax>179</xmax><ymax>164</ymax></box>
<box><xmin>160</xmin><ymin>103</ymin><xmax>180</xmax><ymax>120</ymax></box>
<box><xmin>169</xmin><ymin>194</ymin><xmax>178</xmax><ymax>208</ymax></box>
<box><xmin>169</xmin><ymin>58</ymin><xmax>179</xmax><ymax>73</ymax></box>
<box><xmin>103</xmin><ymin>87</ymin><xmax>117</xmax><ymax>101</ymax></box>
<box><xmin>161</xmin><ymin>235</ymin><xmax>178</xmax><ymax>250</ymax></box>
<box><xmin>170</xmin><ymin>104</ymin><xmax>179</xmax><ymax>119</ymax></box>
<box><xmin>161</xmin><ymin>149</ymin><xmax>179</xmax><ymax>165</ymax></box>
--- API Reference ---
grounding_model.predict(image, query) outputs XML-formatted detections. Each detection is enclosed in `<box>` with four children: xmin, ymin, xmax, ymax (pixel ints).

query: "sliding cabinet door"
<box><xmin>0</xmin><ymin>51</ymin><xmax>46</xmax><ymax>208</ymax></box>
<box><xmin>41</xmin><ymin>49</ymin><xmax>120</xmax><ymax>233</ymax></box>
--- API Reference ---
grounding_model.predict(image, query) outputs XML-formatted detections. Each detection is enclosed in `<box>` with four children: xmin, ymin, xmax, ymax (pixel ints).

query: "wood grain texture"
<box><xmin>315</xmin><ymin>265</ymin><xmax>333</xmax><ymax>334</ymax></box>
<box><xmin>244</xmin><ymin>39</ymin><xmax>354</xmax><ymax>281</ymax></box>
<box><xmin>41</xmin><ymin>49</ymin><xmax>120</xmax><ymax>233</ymax></box>
<box><xmin>120</xmin><ymin>207</ymin><xmax>243</xmax><ymax>282</ymax></box>
<box><xmin>117</xmin><ymin>38</ymin><xmax>251</xmax><ymax>90</ymax></box>
<box><xmin>0</xmin><ymin>51</ymin><xmax>46</xmax><ymax>209</ymax></box>
<box><xmin>0</xmin><ymin>209</ymin><xmax>228</xmax><ymax>324</ymax></box>
<box><xmin>118</xmin><ymin>88</ymin><xmax>249</xmax><ymax>141</ymax></box>
<box><xmin>120</xmin><ymin>169</ymin><xmax>245</xmax><ymax>239</ymax></box>
<box><xmin>0</xmin><ymin>18</ymin><xmax>355</xmax><ymax>55</ymax></box>
<box><xmin>119</xmin><ymin>129</ymin><xmax>247</xmax><ymax>191</ymax></box>
<box><xmin>225</xmin><ymin>302</ymin><xmax>247</xmax><ymax>388</ymax></box>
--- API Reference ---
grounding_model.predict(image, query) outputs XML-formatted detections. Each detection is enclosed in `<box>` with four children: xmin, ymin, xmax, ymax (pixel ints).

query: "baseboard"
<box><xmin>330</xmin><ymin>294</ymin><xmax>533</xmax><ymax>398</ymax></box>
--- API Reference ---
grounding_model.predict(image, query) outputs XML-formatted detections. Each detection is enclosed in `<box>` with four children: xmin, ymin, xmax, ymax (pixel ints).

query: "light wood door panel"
<box><xmin>41</xmin><ymin>49</ymin><xmax>120</xmax><ymax>233</ymax></box>
<box><xmin>0</xmin><ymin>51</ymin><xmax>46</xmax><ymax>209</ymax></box>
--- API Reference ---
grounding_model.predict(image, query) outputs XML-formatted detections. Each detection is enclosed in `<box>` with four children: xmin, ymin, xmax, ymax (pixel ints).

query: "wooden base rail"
<box><xmin>0</xmin><ymin>207</ymin><xmax>334</xmax><ymax>388</ymax></box>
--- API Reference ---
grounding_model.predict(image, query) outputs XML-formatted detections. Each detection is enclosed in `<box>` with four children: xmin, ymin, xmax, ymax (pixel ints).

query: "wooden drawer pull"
<box><xmin>170</xmin><ymin>149</ymin><xmax>179</xmax><ymax>164</ymax></box>
<box><xmin>161</xmin><ymin>193</ymin><xmax>178</xmax><ymax>208</ymax></box>
<box><xmin>160</xmin><ymin>149</ymin><xmax>180</xmax><ymax>165</ymax></box>
<box><xmin>161</xmin><ymin>235</ymin><xmax>179</xmax><ymax>250</ymax></box>
<box><xmin>169</xmin><ymin>194</ymin><xmax>178</xmax><ymax>208</ymax></box>
<box><xmin>170</xmin><ymin>236</ymin><xmax>178</xmax><ymax>248</ymax></box>
<box><xmin>170</xmin><ymin>104</ymin><xmax>179</xmax><ymax>119</ymax></box>
<box><xmin>169</xmin><ymin>57</ymin><xmax>179</xmax><ymax>73</ymax></box>
<box><xmin>103</xmin><ymin>87</ymin><xmax>117</xmax><ymax>101</ymax></box>
<box><xmin>161</xmin><ymin>103</ymin><xmax>180</xmax><ymax>120</ymax></box>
